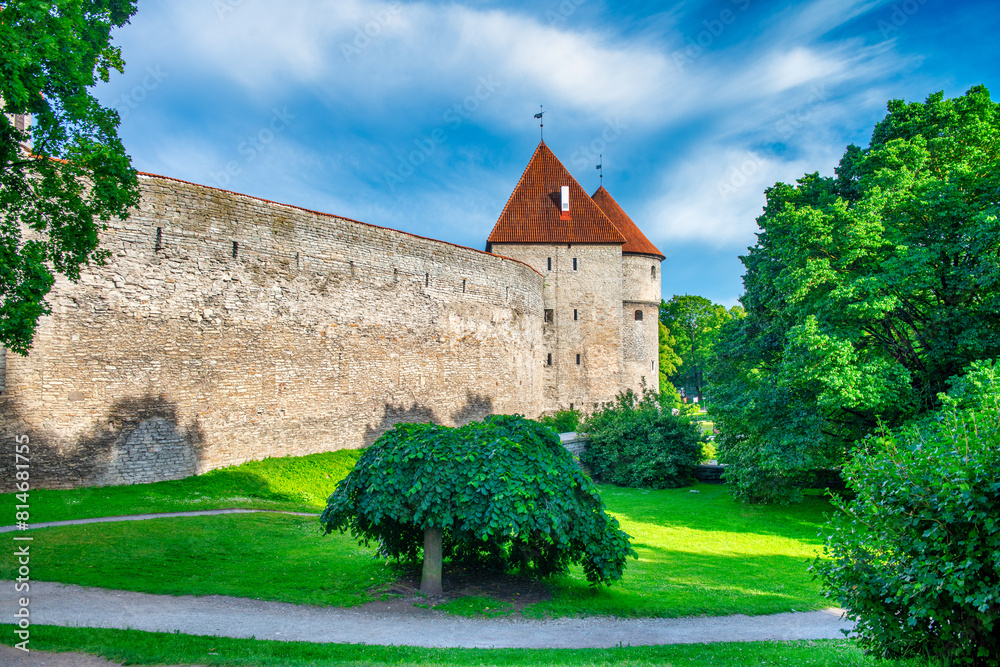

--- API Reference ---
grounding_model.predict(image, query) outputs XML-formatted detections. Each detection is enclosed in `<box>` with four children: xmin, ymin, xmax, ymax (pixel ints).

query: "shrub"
<box><xmin>537</xmin><ymin>408</ymin><xmax>582</xmax><ymax>433</ymax></box>
<box><xmin>320</xmin><ymin>415</ymin><xmax>636</xmax><ymax>594</ymax></box>
<box><xmin>581</xmin><ymin>389</ymin><xmax>705</xmax><ymax>489</ymax></box>
<box><xmin>813</xmin><ymin>359</ymin><xmax>1000</xmax><ymax>666</ymax></box>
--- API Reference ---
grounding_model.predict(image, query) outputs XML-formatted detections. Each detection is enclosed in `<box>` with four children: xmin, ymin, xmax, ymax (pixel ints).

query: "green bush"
<box><xmin>581</xmin><ymin>389</ymin><xmax>705</xmax><ymax>489</ymax></box>
<box><xmin>321</xmin><ymin>415</ymin><xmax>635</xmax><ymax>586</ymax></box>
<box><xmin>537</xmin><ymin>408</ymin><xmax>582</xmax><ymax>433</ymax></box>
<box><xmin>814</xmin><ymin>359</ymin><xmax>1000</xmax><ymax>665</ymax></box>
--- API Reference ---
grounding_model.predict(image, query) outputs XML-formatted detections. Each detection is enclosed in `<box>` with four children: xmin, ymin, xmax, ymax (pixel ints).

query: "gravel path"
<box><xmin>2</xmin><ymin>509</ymin><xmax>855</xmax><ymax>649</ymax></box>
<box><xmin>2</xmin><ymin>582</ymin><xmax>853</xmax><ymax>649</ymax></box>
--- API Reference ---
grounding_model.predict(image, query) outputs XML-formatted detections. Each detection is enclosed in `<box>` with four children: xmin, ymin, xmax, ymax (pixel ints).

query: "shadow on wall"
<box><xmin>363</xmin><ymin>392</ymin><xmax>495</xmax><ymax>446</ymax></box>
<box><xmin>0</xmin><ymin>394</ymin><xmax>204</xmax><ymax>491</ymax></box>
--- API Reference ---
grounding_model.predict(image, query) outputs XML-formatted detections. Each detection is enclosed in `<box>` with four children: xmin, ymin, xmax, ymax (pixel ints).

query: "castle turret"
<box><xmin>592</xmin><ymin>186</ymin><xmax>664</xmax><ymax>396</ymax></box>
<box><xmin>487</xmin><ymin>141</ymin><xmax>663</xmax><ymax>414</ymax></box>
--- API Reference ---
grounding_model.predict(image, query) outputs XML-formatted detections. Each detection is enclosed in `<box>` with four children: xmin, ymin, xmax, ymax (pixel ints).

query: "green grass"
<box><xmin>0</xmin><ymin>450</ymin><xmax>362</xmax><ymax>524</ymax></box>
<box><xmin>0</xmin><ymin>626</ymin><xmax>932</xmax><ymax>666</ymax></box>
<box><xmin>2</xmin><ymin>479</ymin><xmax>832</xmax><ymax>618</ymax></box>
<box><xmin>0</xmin><ymin>513</ymin><xmax>397</xmax><ymax>606</ymax></box>
<box><xmin>525</xmin><ymin>483</ymin><xmax>831</xmax><ymax>618</ymax></box>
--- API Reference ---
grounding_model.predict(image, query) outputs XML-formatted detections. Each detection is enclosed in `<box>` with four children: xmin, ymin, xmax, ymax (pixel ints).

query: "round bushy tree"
<box><xmin>582</xmin><ymin>388</ymin><xmax>705</xmax><ymax>489</ymax></box>
<box><xmin>814</xmin><ymin>360</ymin><xmax>1000</xmax><ymax>665</ymax></box>
<box><xmin>320</xmin><ymin>415</ymin><xmax>635</xmax><ymax>596</ymax></box>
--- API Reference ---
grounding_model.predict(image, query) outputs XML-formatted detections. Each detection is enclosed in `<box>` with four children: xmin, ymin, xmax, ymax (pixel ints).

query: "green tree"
<box><xmin>659</xmin><ymin>294</ymin><xmax>742</xmax><ymax>404</ymax></box>
<box><xmin>581</xmin><ymin>388</ymin><xmax>704</xmax><ymax>489</ymax></box>
<box><xmin>712</xmin><ymin>86</ymin><xmax>1000</xmax><ymax>503</ymax></box>
<box><xmin>814</xmin><ymin>359</ymin><xmax>1000</xmax><ymax>665</ymax></box>
<box><xmin>658</xmin><ymin>321</ymin><xmax>681</xmax><ymax>395</ymax></box>
<box><xmin>1</xmin><ymin>0</ymin><xmax>140</xmax><ymax>355</ymax></box>
<box><xmin>320</xmin><ymin>415</ymin><xmax>635</xmax><ymax>596</ymax></box>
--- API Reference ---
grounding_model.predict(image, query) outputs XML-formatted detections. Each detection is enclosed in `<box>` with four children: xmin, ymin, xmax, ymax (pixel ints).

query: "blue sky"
<box><xmin>94</xmin><ymin>0</ymin><xmax>999</xmax><ymax>307</ymax></box>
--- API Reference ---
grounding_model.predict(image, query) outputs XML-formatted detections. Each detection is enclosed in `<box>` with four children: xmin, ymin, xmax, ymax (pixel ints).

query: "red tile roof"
<box><xmin>591</xmin><ymin>186</ymin><xmax>665</xmax><ymax>260</ymax></box>
<box><xmin>487</xmin><ymin>142</ymin><xmax>626</xmax><ymax>248</ymax></box>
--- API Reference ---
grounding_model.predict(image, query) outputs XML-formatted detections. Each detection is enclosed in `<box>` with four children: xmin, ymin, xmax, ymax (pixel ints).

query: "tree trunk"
<box><xmin>420</xmin><ymin>525</ymin><xmax>443</xmax><ymax>597</ymax></box>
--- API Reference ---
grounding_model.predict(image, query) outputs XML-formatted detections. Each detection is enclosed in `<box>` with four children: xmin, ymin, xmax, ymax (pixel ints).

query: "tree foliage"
<box><xmin>659</xmin><ymin>295</ymin><xmax>743</xmax><ymax>403</ymax></box>
<box><xmin>581</xmin><ymin>389</ymin><xmax>704</xmax><ymax>489</ymax></box>
<box><xmin>1</xmin><ymin>0</ymin><xmax>140</xmax><ymax>354</ymax></box>
<box><xmin>814</xmin><ymin>359</ymin><xmax>1000</xmax><ymax>665</ymax></box>
<box><xmin>320</xmin><ymin>415</ymin><xmax>635</xmax><ymax>589</ymax></box>
<box><xmin>712</xmin><ymin>86</ymin><xmax>1000</xmax><ymax>503</ymax></box>
<box><xmin>658</xmin><ymin>321</ymin><xmax>681</xmax><ymax>395</ymax></box>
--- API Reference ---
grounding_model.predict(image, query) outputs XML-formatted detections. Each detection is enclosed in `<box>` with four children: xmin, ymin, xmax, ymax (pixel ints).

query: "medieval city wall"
<box><xmin>0</xmin><ymin>175</ymin><xmax>544</xmax><ymax>490</ymax></box>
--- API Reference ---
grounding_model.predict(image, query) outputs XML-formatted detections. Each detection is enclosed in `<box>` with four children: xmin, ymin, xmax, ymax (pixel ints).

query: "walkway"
<box><xmin>1</xmin><ymin>509</ymin><xmax>855</xmax><ymax>649</ymax></box>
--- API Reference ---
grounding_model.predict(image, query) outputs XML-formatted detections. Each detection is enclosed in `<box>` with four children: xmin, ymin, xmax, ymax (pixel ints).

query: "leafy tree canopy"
<box><xmin>320</xmin><ymin>415</ymin><xmax>635</xmax><ymax>595</ymax></box>
<box><xmin>1</xmin><ymin>0</ymin><xmax>140</xmax><ymax>354</ymax></box>
<box><xmin>712</xmin><ymin>86</ymin><xmax>1000</xmax><ymax>503</ymax></box>
<box><xmin>659</xmin><ymin>294</ymin><xmax>743</xmax><ymax>403</ymax></box>
<box><xmin>814</xmin><ymin>359</ymin><xmax>1000</xmax><ymax>665</ymax></box>
<box><xmin>658</xmin><ymin>321</ymin><xmax>681</xmax><ymax>395</ymax></box>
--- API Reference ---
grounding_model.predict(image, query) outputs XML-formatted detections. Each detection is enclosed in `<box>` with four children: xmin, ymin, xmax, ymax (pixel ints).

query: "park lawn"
<box><xmin>0</xmin><ymin>450</ymin><xmax>362</xmax><ymax>524</ymax></box>
<box><xmin>528</xmin><ymin>483</ymin><xmax>831</xmax><ymax>618</ymax></box>
<box><xmin>0</xmin><ymin>626</ymin><xmax>930</xmax><ymax>666</ymax></box>
<box><xmin>1</xmin><ymin>480</ymin><xmax>832</xmax><ymax>618</ymax></box>
<box><xmin>0</xmin><ymin>513</ymin><xmax>398</xmax><ymax>606</ymax></box>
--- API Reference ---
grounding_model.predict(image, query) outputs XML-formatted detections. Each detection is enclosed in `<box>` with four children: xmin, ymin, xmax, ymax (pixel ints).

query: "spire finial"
<box><xmin>533</xmin><ymin>105</ymin><xmax>545</xmax><ymax>140</ymax></box>
<box><xmin>596</xmin><ymin>154</ymin><xmax>603</xmax><ymax>186</ymax></box>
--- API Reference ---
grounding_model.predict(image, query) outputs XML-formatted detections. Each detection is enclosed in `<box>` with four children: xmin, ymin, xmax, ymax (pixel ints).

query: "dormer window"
<box><xmin>560</xmin><ymin>186</ymin><xmax>570</xmax><ymax>220</ymax></box>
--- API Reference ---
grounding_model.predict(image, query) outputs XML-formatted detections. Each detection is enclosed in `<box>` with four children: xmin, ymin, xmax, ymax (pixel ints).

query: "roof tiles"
<box><xmin>487</xmin><ymin>142</ymin><xmax>626</xmax><ymax>247</ymax></box>
<box><xmin>591</xmin><ymin>186</ymin><xmax>665</xmax><ymax>259</ymax></box>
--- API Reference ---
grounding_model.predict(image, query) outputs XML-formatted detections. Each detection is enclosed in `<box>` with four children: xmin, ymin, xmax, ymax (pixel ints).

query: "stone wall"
<box><xmin>0</xmin><ymin>175</ymin><xmax>544</xmax><ymax>490</ymax></box>
<box><xmin>621</xmin><ymin>254</ymin><xmax>662</xmax><ymax>395</ymax></box>
<box><xmin>489</xmin><ymin>243</ymin><xmax>624</xmax><ymax>415</ymax></box>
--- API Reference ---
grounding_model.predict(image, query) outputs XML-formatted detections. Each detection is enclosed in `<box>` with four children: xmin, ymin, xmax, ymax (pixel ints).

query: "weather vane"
<box><xmin>533</xmin><ymin>105</ymin><xmax>545</xmax><ymax>140</ymax></box>
<box><xmin>596</xmin><ymin>154</ymin><xmax>603</xmax><ymax>186</ymax></box>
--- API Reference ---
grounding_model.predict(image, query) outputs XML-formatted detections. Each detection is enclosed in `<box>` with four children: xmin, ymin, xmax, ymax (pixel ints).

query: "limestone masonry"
<box><xmin>0</xmin><ymin>141</ymin><xmax>662</xmax><ymax>489</ymax></box>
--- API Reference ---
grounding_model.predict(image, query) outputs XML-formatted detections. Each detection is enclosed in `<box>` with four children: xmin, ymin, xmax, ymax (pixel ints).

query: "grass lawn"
<box><xmin>0</xmin><ymin>626</ymin><xmax>931</xmax><ymax>666</ymax></box>
<box><xmin>0</xmin><ymin>450</ymin><xmax>362</xmax><ymax>524</ymax></box>
<box><xmin>528</xmin><ymin>484</ymin><xmax>830</xmax><ymax>618</ymax></box>
<box><xmin>1</xmin><ymin>472</ymin><xmax>832</xmax><ymax>618</ymax></box>
<box><xmin>0</xmin><ymin>512</ymin><xmax>398</xmax><ymax>606</ymax></box>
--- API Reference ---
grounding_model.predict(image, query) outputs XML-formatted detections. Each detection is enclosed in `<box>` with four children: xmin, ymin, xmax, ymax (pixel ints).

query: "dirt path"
<box><xmin>2</xmin><ymin>581</ymin><xmax>853</xmax><ymax>649</ymax></box>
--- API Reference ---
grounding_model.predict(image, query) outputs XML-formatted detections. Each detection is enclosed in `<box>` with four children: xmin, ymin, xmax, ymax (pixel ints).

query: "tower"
<box><xmin>487</xmin><ymin>142</ymin><xmax>663</xmax><ymax>414</ymax></box>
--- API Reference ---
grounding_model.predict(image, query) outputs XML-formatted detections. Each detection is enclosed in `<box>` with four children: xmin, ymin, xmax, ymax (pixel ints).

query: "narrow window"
<box><xmin>393</xmin><ymin>268</ymin><xmax>399</xmax><ymax>282</ymax></box>
<box><xmin>651</xmin><ymin>361</ymin><xmax>655</xmax><ymax>371</ymax></box>
<box><xmin>544</xmin><ymin>309</ymin><xmax>554</xmax><ymax>323</ymax></box>
<box><xmin>295</xmin><ymin>252</ymin><xmax>300</xmax><ymax>269</ymax></box>
<box><xmin>547</xmin><ymin>257</ymin><xmax>552</xmax><ymax>271</ymax></box>
<box><xmin>576</xmin><ymin>354</ymin><xmax>581</xmax><ymax>365</ymax></box>
<box><xmin>570</xmin><ymin>403</ymin><xmax>574</xmax><ymax>411</ymax></box>
<box><xmin>573</xmin><ymin>309</ymin><xmax>578</xmax><ymax>321</ymax></box>
<box><xmin>425</xmin><ymin>273</ymin><xmax>429</xmax><ymax>287</ymax></box>
<box><xmin>572</xmin><ymin>258</ymin><xmax>578</xmax><ymax>270</ymax></box>
<box><xmin>635</xmin><ymin>310</ymin><xmax>643</xmax><ymax>321</ymax></box>
<box><xmin>462</xmin><ymin>279</ymin><xmax>466</xmax><ymax>293</ymax></box>
<box><xmin>154</xmin><ymin>227</ymin><xmax>162</xmax><ymax>252</ymax></box>
<box><xmin>232</xmin><ymin>241</ymin><xmax>239</xmax><ymax>259</ymax></box>
<box><xmin>546</xmin><ymin>353</ymin><xmax>552</xmax><ymax>366</ymax></box>
<box><xmin>651</xmin><ymin>265</ymin><xmax>657</xmax><ymax>279</ymax></box>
